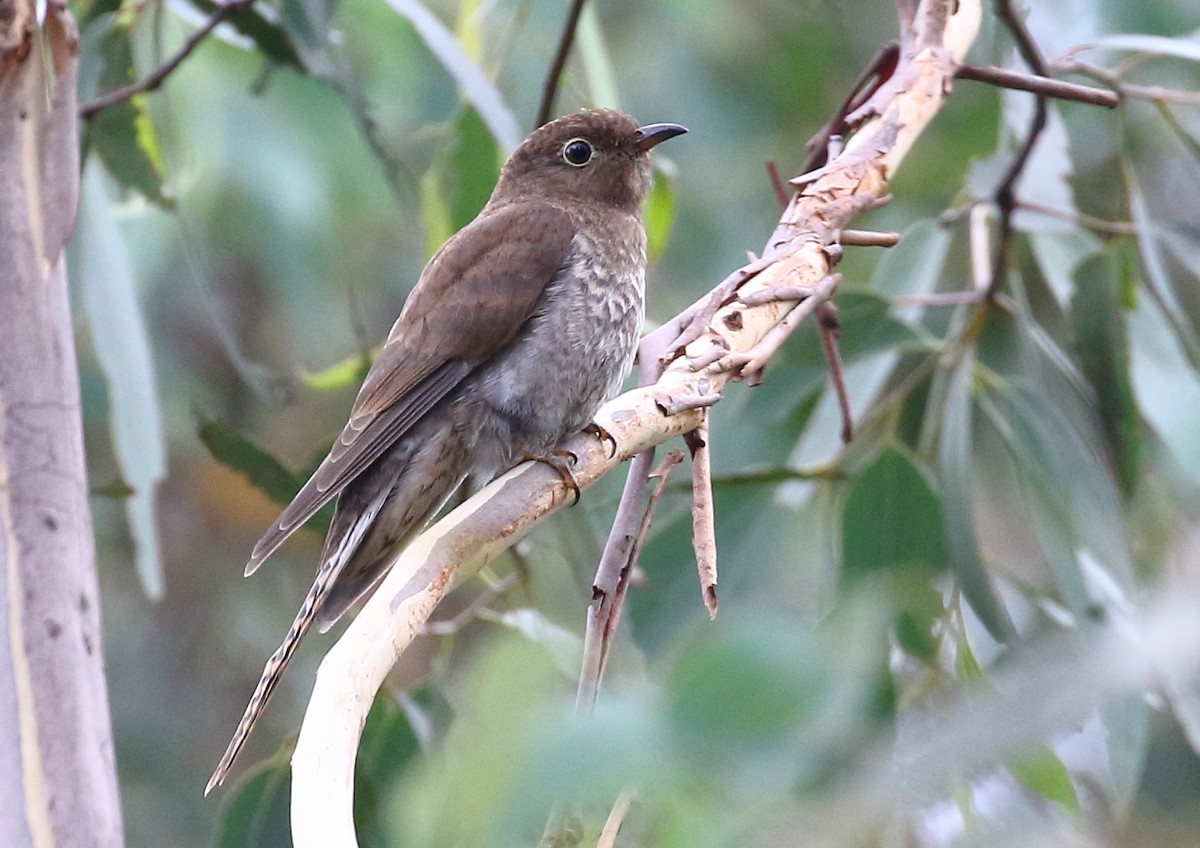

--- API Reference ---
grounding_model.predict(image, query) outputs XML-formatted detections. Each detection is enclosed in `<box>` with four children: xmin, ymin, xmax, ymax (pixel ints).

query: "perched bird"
<box><xmin>206</xmin><ymin>109</ymin><xmax>686</xmax><ymax>793</ymax></box>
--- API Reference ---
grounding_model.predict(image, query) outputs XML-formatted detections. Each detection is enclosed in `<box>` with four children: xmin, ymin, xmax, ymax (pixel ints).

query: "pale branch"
<box><xmin>289</xmin><ymin>2</ymin><xmax>983</xmax><ymax>842</ymax></box>
<box><xmin>78</xmin><ymin>0</ymin><xmax>257</xmax><ymax>119</ymax></box>
<box><xmin>535</xmin><ymin>0</ymin><xmax>587</xmax><ymax>127</ymax></box>
<box><xmin>840</xmin><ymin>228</ymin><xmax>901</xmax><ymax>247</ymax></box>
<box><xmin>596</xmin><ymin>788</ymin><xmax>637</xmax><ymax>848</ymax></box>
<box><xmin>955</xmin><ymin>63</ymin><xmax>1118</xmax><ymax>107</ymax></box>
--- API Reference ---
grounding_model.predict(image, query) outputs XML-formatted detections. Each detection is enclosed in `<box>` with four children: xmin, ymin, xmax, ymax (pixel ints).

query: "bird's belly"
<box><xmin>464</xmin><ymin>270</ymin><xmax>643</xmax><ymax>479</ymax></box>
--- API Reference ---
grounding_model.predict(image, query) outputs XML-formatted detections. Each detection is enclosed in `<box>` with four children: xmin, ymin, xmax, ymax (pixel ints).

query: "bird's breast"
<box><xmin>462</xmin><ymin>226</ymin><xmax>646</xmax><ymax>478</ymax></box>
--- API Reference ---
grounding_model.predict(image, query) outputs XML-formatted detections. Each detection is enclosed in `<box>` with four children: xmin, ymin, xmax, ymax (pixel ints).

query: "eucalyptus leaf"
<box><xmin>85</xmin><ymin>25</ymin><xmax>170</xmax><ymax>206</ymax></box>
<box><xmin>74</xmin><ymin>162</ymin><xmax>166</xmax><ymax>600</ymax></box>
<box><xmin>1070</xmin><ymin>251</ymin><xmax>1140</xmax><ymax>496</ymax></box>
<box><xmin>1076</xmin><ymin>32</ymin><xmax>1200</xmax><ymax>63</ymax></box>
<box><xmin>938</xmin><ymin>353</ymin><xmax>1014</xmax><ymax>642</ymax></box>
<box><xmin>214</xmin><ymin>760</ymin><xmax>291</xmax><ymax>848</ymax></box>
<box><xmin>382</xmin><ymin>0</ymin><xmax>521</xmax><ymax>153</ymax></box>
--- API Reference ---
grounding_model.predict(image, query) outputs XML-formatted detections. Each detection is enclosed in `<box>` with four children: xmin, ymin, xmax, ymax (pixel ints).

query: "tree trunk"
<box><xmin>0</xmin><ymin>3</ymin><xmax>125</xmax><ymax>846</ymax></box>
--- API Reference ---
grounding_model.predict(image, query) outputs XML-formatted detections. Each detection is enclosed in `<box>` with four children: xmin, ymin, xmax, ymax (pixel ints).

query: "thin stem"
<box><xmin>79</xmin><ymin>0</ymin><xmax>257</xmax><ymax>120</ymax></box>
<box><xmin>535</xmin><ymin>0</ymin><xmax>587</xmax><ymax>127</ymax></box>
<box><xmin>956</xmin><ymin>63</ymin><xmax>1118</xmax><ymax>108</ymax></box>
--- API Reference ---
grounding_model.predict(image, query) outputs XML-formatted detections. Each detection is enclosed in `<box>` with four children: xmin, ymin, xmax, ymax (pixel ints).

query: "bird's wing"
<box><xmin>242</xmin><ymin>203</ymin><xmax>577</xmax><ymax>575</ymax></box>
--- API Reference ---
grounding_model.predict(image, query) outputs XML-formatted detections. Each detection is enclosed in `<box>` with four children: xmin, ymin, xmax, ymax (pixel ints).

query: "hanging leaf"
<box><xmin>645</xmin><ymin>162</ymin><xmax>677</xmax><ymax>264</ymax></box>
<box><xmin>85</xmin><ymin>23</ymin><xmax>171</xmax><ymax>206</ymax></box>
<box><xmin>382</xmin><ymin>0</ymin><xmax>521</xmax><ymax>153</ymax></box>
<box><xmin>73</xmin><ymin>162</ymin><xmax>166</xmax><ymax>600</ymax></box>
<box><xmin>938</xmin><ymin>352</ymin><xmax>1015</xmax><ymax>642</ymax></box>
<box><xmin>1070</xmin><ymin>250</ymin><xmax>1140</xmax><ymax>496</ymax></box>
<box><xmin>214</xmin><ymin>759</ymin><xmax>292</xmax><ymax>848</ymax></box>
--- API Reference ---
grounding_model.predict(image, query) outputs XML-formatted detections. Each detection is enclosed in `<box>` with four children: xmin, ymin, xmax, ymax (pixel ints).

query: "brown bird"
<box><xmin>206</xmin><ymin>109</ymin><xmax>686</xmax><ymax>793</ymax></box>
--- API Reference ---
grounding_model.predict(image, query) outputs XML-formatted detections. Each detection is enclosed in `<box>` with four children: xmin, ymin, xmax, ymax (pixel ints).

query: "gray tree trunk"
<box><xmin>0</xmin><ymin>3</ymin><xmax>126</xmax><ymax>846</ymax></box>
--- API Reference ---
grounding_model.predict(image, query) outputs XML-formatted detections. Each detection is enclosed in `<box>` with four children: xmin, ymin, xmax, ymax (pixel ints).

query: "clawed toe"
<box><xmin>584</xmin><ymin>422</ymin><xmax>618</xmax><ymax>458</ymax></box>
<box><xmin>523</xmin><ymin>450</ymin><xmax>582</xmax><ymax>504</ymax></box>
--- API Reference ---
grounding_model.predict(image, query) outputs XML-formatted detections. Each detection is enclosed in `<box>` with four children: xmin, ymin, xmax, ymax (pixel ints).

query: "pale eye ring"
<box><xmin>562</xmin><ymin>138</ymin><xmax>594</xmax><ymax>167</ymax></box>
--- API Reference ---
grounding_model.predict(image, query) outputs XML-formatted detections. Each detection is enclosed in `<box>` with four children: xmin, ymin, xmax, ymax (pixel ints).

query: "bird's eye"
<box><xmin>562</xmin><ymin>138</ymin><xmax>594</xmax><ymax>167</ymax></box>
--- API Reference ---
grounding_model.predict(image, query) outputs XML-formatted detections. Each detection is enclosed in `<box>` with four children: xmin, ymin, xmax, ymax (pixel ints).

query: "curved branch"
<box><xmin>289</xmin><ymin>1</ymin><xmax>982</xmax><ymax>843</ymax></box>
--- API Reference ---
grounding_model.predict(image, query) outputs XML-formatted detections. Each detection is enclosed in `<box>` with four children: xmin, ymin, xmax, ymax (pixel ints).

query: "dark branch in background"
<box><xmin>535</xmin><ymin>0</ymin><xmax>588</xmax><ymax>127</ymax></box>
<box><xmin>800</xmin><ymin>42</ymin><xmax>900</xmax><ymax>175</ymax></box>
<box><xmin>987</xmin><ymin>0</ymin><xmax>1050</xmax><ymax>297</ymax></box>
<box><xmin>79</xmin><ymin>0</ymin><xmax>258</xmax><ymax>119</ymax></box>
<box><xmin>956</xmin><ymin>64</ymin><xmax>1118</xmax><ymax>108</ymax></box>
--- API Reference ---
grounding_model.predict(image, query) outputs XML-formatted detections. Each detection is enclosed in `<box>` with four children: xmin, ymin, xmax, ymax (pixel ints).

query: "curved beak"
<box><xmin>634</xmin><ymin>122</ymin><xmax>688</xmax><ymax>152</ymax></box>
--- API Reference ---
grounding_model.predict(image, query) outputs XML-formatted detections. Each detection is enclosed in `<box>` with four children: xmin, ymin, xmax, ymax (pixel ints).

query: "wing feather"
<box><xmin>243</xmin><ymin>203</ymin><xmax>577</xmax><ymax>575</ymax></box>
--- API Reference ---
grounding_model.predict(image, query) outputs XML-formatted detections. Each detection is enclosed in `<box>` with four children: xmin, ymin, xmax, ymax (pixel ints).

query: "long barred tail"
<box><xmin>205</xmin><ymin>566</ymin><xmax>334</xmax><ymax>795</ymax></box>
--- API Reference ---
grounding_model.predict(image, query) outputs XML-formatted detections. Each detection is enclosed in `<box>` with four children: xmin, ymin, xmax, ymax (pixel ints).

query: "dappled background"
<box><xmin>67</xmin><ymin>0</ymin><xmax>1200</xmax><ymax>845</ymax></box>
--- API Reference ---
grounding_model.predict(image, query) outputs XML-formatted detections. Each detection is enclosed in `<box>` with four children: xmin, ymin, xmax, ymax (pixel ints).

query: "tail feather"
<box><xmin>207</xmin><ymin>489</ymin><xmax>389</xmax><ymax>794</ymax></box>
<box><xmin>205</xmin><ymin>566</ymin><xmax>330</xmax><ymax>795</ymax></box>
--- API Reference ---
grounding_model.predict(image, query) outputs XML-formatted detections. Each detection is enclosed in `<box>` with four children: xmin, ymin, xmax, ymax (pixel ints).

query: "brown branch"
<box><xmin>79</xmin><ymin>0</ymin><xmax>257</xmax><ymax>120</ymax></box>
<box><xmin>578</xmin><ymin>449</ymin><xmax>685</xmax><ymax>707</ymax></box>
<box><xmin>987</xmin><ymin>0</ymin><xmax>1050</xmax><ymax>299</ymax></box>
<box><xmin>686</xmin><ymin>417</ymin><xmax>718</xmax><ymax>619</ymax></box>
<box><xmin>535</xmin><ymin>0</ymin><xmax>587</xmax><ymax>127</ymax></box>
<box><xmin>955</xmin><ymin>63</ymin><xmax>1118</xmax><ymax>108</ymax></box>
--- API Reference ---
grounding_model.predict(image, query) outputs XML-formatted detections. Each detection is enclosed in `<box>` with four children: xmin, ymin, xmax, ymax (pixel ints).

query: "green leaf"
<box><xmin>842</xmin><ymin>445</ymin><xmax>949</xmax><ymax>580</ymax></box>
<box><xmin>382</xmin><ymin>0</ymin><xmax>520</xmax><ymax>153</ymax></box>
<box><xmin>214</xmin><ymin>759</ymin><xmax>291</xmax><ymax>848</ymax></box>
<box><xmin>1008</xmin><ymin>746</ymin><xmax>1079</xmax><ymax>817</ymax></box>
<box><xmin>85</xmin><ymin>26</ymin><xmax>170</xmax><ymax>206</ymax></box>
<box><xmin>298</xmin><ymin>349</ymin><xmax>375</xmax><ymax>392</ymax></box>
<box><xmin>190</xmin><ymin>0</ymin><xmax>304</xmax><ymax>68</ymax></box>
<box><xmin>419</xmin><ymin>166</ymin><xmax>453</xmax><ymax>261</ymax></box>
<box><xmin>90</xmin><ymin>478</ymin><xmax>135</xmax><ymax>500</ymax></box>
<box><xmin>645</xmin><ymin>163</ymin><xmax>677</xmax><ymax>264</ymax></box>
<box><xmin>196</xmin><ymin>415</ymin><xmax>306</xmax><ymax>508</ymax></box>
<box><xmin>938</xmin><ymin>353</ymin><xmax>1015</xmax><ymax>642</ymax></box>
<box><xmin>280</xmin><ymin>0</ymin><xmax>339</xmax><ymax>54</ymax></box>
<box><xmin>1071</xmin><ymin>251</ymin><xmax>1140</xmax><ymax>496</ymax></box>
<box><xmin>578</xmin><ymin>3</ymin><xmax>620</xmax><ymax>109</ymax></box>
<box><xmin>448</xmin><ymin>107</ymin><xmax>501</xmax><ymax>232</ymax></box>
<box><xmin>74</xmin><ymin>162</ymin><xmax>166</xmax><ymax>600</ymax></box>
<box><xmin>1125</xmin><ymin>160</ymin><xmax>1200</xmax><ymax>367</ymax></box>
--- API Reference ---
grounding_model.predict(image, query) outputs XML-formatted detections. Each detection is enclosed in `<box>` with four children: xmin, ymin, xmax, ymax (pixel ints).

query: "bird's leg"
<box><xmin>583</xmin><ymin>421</ymin><xmax>618</xmax><ymax>458</ymax></box>
<box><xmin>522</xmin><ymin>450</ymin><xmax>582</xmax><ymax>504</ymax></box>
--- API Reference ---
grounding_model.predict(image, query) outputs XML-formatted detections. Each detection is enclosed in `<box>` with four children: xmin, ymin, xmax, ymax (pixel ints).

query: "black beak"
<box><xmin>634</xmin><ymin>122</ymin><xmax>688</xmax><ymax>152</ymax></box>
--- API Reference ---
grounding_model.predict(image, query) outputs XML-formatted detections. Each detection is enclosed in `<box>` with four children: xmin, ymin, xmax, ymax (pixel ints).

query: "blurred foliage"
<box><xmin>64</xmin><ymin>0</ymin><xmax>1200</xmax><ymax>846</ymax></box>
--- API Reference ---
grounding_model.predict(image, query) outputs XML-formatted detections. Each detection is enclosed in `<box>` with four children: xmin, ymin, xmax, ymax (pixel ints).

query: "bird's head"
<box><xmin>494</xmin><ymin>109</ymin><xmax>687</xmax><ymax>212</ymax></box>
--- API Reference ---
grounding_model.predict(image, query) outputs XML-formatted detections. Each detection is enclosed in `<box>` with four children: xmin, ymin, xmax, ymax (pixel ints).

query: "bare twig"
<box><xmin>596</xmin><ymin>788</ymin><xmax>637</xmax><ymax>848</ymax></box>
<box><xmin>1015</xmin><ymin>199</ymin><xmax>1137</xmax><ymax>235</ymax></box>
<box><xmin>988</xmin><ymin>0</ymin><xmax>1050</xmax><ymax>298</ymax></box>
<box><xmin>766</xmin><ymin>160</ymin><xmax>791</xmax><ymax>209</ymax></box>
<box><xmin>1054</xmin><ymin>58</ymin><xmax>1200</xmax><ymax>105</ymax></box>
<box><xmin>535</xmin><ymin>0</ymin><xmax>587</xmax><ymax>127</ymax></box>
<box><xmin>840</xmin><ymin>228</ymin><xmax>901</xmax><ymax>247</ymax></box>
<box><xmin>686</xmin><ymin>417</ymin><xmax>718</xmax><ymax>619</ymax></box>
<box><xmin>955</xmin><ymin>63</ymin><xmax>1118</xmax><ymax>108</ymax></box>
<box><xmin>816</xmin><ymin>302</ymin><xmax>854</xmax><ymax>443</ymax></box>
<box><xmin>710</xmin><ymin>274</ymin><xmax>843</xmax><ymax>381</ymax></box>
<box><xmin>578</xmin><ymin>449</ymin><xmax>685</xmax><ymax>706</ymax></box>
<box><xmin>79</xmin><ymin>0</ymin><xmax>257</xmax><ymax>120</ymax></box>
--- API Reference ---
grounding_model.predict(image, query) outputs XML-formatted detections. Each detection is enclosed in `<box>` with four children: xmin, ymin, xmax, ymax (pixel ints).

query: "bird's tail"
<box><xmin>205</xmin><ymin>564</ymin><xmax>331</xmax><ymax>795</ymax></box>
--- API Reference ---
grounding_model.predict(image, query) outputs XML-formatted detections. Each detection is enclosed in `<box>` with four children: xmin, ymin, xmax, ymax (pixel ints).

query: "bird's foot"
<box><xmin>523</xmin><ymin>450</ymin><xmax>582</xmax><ymax>505</ymax></box>
<box><xmin>583</xmin><ymin>421</ymin><xmax>618</xmax><ymax>458</ymax></box>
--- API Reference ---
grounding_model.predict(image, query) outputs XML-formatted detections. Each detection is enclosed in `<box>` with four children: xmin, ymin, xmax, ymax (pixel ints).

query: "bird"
<box><xmin>206</xmin><ymin>109</ymin><xmax>686</xmax><ymax>793</ymax></box>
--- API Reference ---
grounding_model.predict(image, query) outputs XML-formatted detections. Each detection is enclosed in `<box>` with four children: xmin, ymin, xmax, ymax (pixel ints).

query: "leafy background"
<box><xmin>65</xmin><ymin>0</ymin><xmax>1200</xmax><ymax>845</ymax></box>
